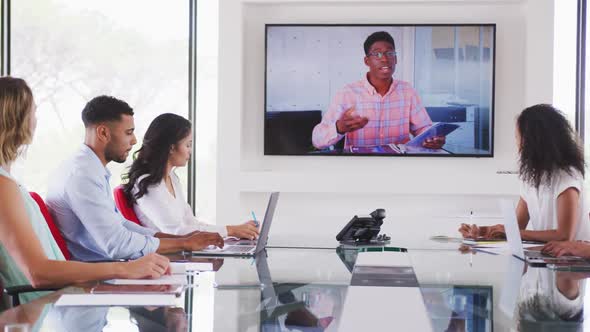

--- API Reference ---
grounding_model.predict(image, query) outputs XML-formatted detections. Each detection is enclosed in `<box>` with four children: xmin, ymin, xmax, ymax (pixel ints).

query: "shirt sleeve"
<box><xmin>408</xmin><ymin>87</ymin><xmax>433</xmax><ymax>136</ymax></box>
<box><xmin>555</xmin><ymin>170</ymin><xmax>583</xmax><ymax>199</ymax></box>
<box><xmin>123</xmin><ymin>219</ymin><xmax>157</xmax><ymax>236</ymax></box>
<box><xmin>311</xmin><ymin>90</ymin><xmax>348</xmax><ymax>149</ymax></box>
<box><xmin>65</xmin><ymin>174</ymin><xmax>159</xmax><ymax>260</ymax></box>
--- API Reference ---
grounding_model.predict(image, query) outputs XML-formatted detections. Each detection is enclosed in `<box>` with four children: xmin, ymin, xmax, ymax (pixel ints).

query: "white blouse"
<box><xmin>132</xmin><ymin>171</ymin><xmax>227</xmax><ymax>237</ymax></box>
<box><xmin>520</xmin><ymin>167</ymin><xmax>590</xmax><ymax>241</ymax></box>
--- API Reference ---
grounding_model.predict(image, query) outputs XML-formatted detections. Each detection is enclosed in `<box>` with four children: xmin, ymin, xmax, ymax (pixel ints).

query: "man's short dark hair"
<box><xmin>363</xmin><ymin>31</ymin><xmax>396</xmax><ymax>55</ymax></box>
<box><xmin>81</xmin><ymin>95</ymin><xmax>134</xmax><ymax>127</ymax></box>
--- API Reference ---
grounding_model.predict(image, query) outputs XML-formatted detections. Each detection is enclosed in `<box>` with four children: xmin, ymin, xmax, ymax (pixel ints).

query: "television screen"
<box><xmin>264</xmin><ymin>24</ymin><xmax>495</xmax><ymax>157</ymax></box>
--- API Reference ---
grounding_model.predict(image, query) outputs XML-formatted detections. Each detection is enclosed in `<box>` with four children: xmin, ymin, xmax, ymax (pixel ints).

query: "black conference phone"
<box><xmin>336</xmin><ymin>209</ymin><xmax>390</xmax><ymax>245</ymax></box>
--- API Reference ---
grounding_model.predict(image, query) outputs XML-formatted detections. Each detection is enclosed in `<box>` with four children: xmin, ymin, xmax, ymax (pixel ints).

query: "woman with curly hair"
<box><xmin>459</xmin><ymin>104</ymin><xmax>590</xmax><ymax>242</ymax></box>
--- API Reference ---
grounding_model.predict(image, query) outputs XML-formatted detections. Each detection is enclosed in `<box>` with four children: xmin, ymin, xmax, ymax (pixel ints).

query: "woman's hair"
<box><xmin>0</xmin><ymin>77</ymin><xmax>34</xmax><ymax>166</ymax></box>
<box><xmin>517</xmin><ymin>104</ymin><xmax>585</xmax><ymax>189</ymax></box>
<box><xmin>123</xmin><ymin>113</ymin><xmax>192</xmax><ymax>204</ymax></box>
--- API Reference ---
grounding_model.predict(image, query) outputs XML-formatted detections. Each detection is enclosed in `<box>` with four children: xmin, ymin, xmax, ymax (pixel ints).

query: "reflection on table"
<box><xmin>2</xmin><ymin>247</ymin><xmax>590</xmax><ymax>331</ymax></box>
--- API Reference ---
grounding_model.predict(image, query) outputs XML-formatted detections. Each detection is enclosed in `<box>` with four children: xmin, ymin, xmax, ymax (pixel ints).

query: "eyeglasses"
<box><xmin>367</xmin><ymin>51</ymin><xmax>397</xmax><ymax>59</ymax></box>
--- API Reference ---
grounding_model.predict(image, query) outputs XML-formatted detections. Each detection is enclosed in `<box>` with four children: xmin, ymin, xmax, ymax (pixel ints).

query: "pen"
<box><xmin>251</xmin><ymin>211</ymin><xmax>259</xmax><ymax>227</ymax></box>
<box><xmin>469</xmin><ymin>210</ymin><xmax>473</xmax><ymax>224</ymax></box>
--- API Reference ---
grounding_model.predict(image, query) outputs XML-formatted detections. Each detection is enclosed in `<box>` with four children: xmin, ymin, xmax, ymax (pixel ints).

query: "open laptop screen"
<box><xmin>255</xmin><ymin>192</ymin><xmax>280</xmax><ymax>253</ymax></box>
<box><xmin>500</xmin><ymin>199</ymin><xmax>525</xmax><ymax>260</ymax></box>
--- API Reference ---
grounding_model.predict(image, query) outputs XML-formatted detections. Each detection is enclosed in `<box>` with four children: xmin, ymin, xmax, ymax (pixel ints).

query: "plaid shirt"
<box><xmin>312</xmin><ymin>75</ymin><xmax>432</xmax><ymax>149</ymax></box>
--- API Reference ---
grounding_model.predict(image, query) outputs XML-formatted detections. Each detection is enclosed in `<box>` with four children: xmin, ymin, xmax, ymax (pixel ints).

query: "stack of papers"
<box><xmin>54</xmin><ymin>265</ymin><xmax>193</xmax><ymax>307</ymax></box>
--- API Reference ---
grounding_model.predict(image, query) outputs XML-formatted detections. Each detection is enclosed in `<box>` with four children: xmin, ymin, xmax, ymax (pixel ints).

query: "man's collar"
<box><xmin>362</xmin><ymin>73</ymin><xmax>397</xmax><ymax>96</ymax></box>
<box><xmin>80</xmin><ymin>144</ymin><xmax>111</xmax><ymax>179</ymax></box>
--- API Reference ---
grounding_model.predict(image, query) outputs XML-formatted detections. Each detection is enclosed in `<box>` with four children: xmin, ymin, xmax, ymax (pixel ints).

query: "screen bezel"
<box><xmin>263</xmin><ymin>23</ymin><xmax>497</xmax><ymax>158</ymax></box>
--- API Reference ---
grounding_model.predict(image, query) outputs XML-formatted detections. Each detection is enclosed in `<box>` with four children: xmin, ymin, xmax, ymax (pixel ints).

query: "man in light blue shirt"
<box><xmin>47</xmin><ymin>96</ymin><xmax>223</xmax><ymax>261</ymax></box>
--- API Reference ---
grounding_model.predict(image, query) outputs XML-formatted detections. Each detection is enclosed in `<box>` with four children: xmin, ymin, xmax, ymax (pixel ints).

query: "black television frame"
<box><xmin>263</xmin><ymin>23</ymin><xmax>496</xmax><ymax>158</ymax></box>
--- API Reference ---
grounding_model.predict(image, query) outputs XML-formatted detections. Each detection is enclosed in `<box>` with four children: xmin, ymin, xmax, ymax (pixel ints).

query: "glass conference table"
<box><xmin>1</xmin><ymin>242</ymin><xmax>589</xmax><ymax>332</ymax></box>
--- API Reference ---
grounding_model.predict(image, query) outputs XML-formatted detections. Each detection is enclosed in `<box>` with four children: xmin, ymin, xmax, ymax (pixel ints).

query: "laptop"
<box><xmin>192</xmin><ymin>192</ymin><xmax>280</xmax><ymax>256</ymax></box>
<box><xmin>501</xmin><ymin>199</ymin><xmax>584</xmax><ymax>265</ymax></box>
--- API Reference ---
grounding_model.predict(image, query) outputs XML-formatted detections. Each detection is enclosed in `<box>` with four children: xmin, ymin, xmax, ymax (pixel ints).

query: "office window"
<box><xmin>10</xmin><ymin>0</ymin><xmax>189</xmax><ymax>196</ymax></box>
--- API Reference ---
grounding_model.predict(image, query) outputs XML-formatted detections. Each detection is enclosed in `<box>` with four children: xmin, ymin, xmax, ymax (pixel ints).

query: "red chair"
<box><xmin>29</xmin><ymin>192</ymin><xmax>71</xmax><ymax>261</ymax></box>
<box><xmin>113</xmin><ymin>186</ymin><xmax>142</xmax><ymax>226</ymax></box>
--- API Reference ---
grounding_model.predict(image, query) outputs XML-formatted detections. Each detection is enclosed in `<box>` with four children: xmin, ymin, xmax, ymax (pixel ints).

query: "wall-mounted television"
<box><xmin>264</xmin><ymin>24</ymin><xmax>495</xmax><ymax>157</ymax></box>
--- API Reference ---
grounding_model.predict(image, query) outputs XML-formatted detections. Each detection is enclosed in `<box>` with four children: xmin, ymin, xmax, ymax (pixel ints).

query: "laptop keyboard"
<box><xmin>225</xmin><ymin>245</ymin><xmax>254</xmax><ymax>252</ymax></box>
<box><xmin>525</xmin><ymin>250</ymin><xmax>545</xmax><ymax>258</ymax></box>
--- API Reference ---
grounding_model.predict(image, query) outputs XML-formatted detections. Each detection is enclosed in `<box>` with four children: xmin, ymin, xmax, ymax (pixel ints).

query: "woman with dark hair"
<box><xmin>123</xmin><ymin>113</ymin><xmax>259</xmax><ymax>239</ymax></box>
<box><xmin>459</xmin><ymin>104</ymin><xmax>590</xmax><ymax>242</ymax></box>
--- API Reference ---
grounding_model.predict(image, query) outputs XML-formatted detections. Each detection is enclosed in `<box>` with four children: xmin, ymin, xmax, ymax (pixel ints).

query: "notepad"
<box><xmin>105</xmin><ymin>274</ymin><xmax>188</xmax><ymax>285</ymax></box>
<box><xmin>55</xmin><ymin>294</ymin><xmax>177</xmax><ymax>307</ymax></box>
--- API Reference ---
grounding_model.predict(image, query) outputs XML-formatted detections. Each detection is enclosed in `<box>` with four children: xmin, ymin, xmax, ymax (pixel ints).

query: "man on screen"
<box><xmin>311</xmin><ymin>31</ymin><xmax>445</xmax><ymax>151</ymax></box>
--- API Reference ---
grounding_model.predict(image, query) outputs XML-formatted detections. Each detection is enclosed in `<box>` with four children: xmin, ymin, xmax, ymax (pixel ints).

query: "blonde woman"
<box><xmin>0</xmin><ymin>77</ymin><xmax>169</xmax><ymax>303</ymax></box>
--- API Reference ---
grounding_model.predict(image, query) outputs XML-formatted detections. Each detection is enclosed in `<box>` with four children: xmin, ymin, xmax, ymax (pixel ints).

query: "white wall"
<box><xmin>216</xmin><ymin>0</ymin><xmax>555</xmax><ymax>232</ymax></box>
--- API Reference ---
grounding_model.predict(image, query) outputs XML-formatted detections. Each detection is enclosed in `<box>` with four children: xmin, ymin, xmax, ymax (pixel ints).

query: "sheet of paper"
<box><xmin>55</xmin><ymin>293</ymin><xmax>177</xmax><ymax>307</ymax></box>
<box><xmin>105</xmin><ymin>274</ymin><xmax>188</xmax><ymax>285</ymax></box>
<box><xmin>170</xmin><ymin>263</ymin><xmax>186</xmax><ymax>274</ymax></box>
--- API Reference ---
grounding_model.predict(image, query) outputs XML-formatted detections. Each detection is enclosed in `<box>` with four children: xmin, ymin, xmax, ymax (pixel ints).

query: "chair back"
<box><xmin>113</xmin><ymin>186</ymin><xmax>142</xmax><ymax>226</ymax></box>
<box><xmin>29</xmin><ymin>192</ymin><xmax>71</xmax><ymax>260</ymax></box>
